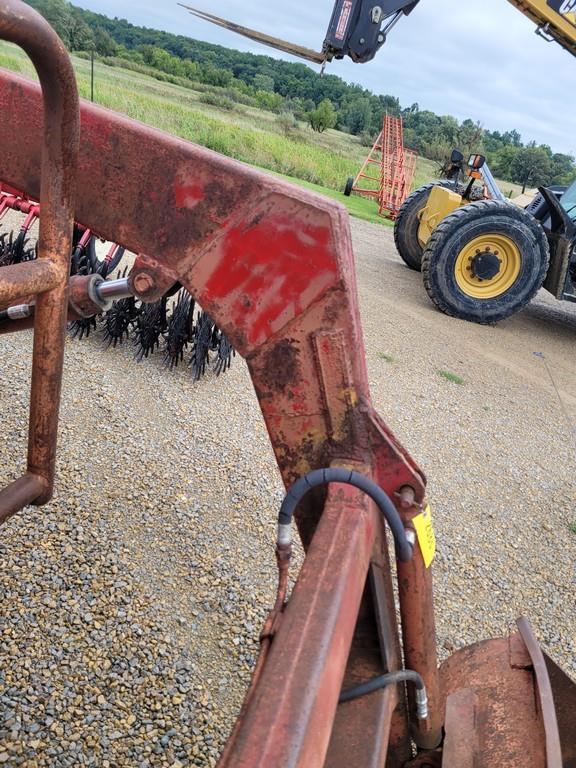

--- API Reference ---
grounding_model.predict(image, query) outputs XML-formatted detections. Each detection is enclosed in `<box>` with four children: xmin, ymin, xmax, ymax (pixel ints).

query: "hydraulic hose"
<box><xmin>339</xmin><ymin>669</ymin><xmax>428</xmax><ymax>720</ymax></box>
<box><xmin>277</xmin><ymin>468</ymin><xmax>413</xmax><ymax>562</ymax></box>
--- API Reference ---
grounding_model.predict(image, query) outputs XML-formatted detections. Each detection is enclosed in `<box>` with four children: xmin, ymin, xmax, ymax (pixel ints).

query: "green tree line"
<box><xmin>24</xmin><ymin>0</ymin><xmax>576</xmax><ymax>188</ymax></box>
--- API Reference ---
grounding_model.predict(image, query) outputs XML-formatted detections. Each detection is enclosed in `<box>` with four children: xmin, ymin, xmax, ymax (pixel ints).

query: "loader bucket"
<box><xmin>439</xmin><ymin>621</ymin><xmax>576</xmax><ymax>768</ymax></box>
<box><xmin>546</xmin><ymin>652</ymin><xmax>576</xmax><ymax>768</ymax></box>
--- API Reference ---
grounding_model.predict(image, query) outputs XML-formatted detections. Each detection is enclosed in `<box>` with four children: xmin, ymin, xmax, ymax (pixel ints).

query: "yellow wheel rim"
<box><xmin>454</xmin><ymin>234</ymin><xmax>522</xmax><ymax>299</ymax></box>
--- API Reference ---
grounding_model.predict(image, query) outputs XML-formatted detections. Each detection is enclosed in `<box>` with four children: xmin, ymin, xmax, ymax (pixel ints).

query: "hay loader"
<box><xmin>1</xmin><ymin>2</ymin><xmax>575</xmax><ymax>767</ymax></box>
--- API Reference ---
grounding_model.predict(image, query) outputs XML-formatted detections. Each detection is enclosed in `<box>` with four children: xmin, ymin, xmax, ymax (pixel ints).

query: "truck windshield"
<box><xmin>560</xmin><ymin>179</ymin><xmax>576</xmax><ymax>220</ymax></box>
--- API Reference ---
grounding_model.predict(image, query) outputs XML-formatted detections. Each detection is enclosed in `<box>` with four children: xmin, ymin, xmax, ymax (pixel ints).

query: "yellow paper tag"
<box><xmin>413</xmin><ymin>504</ymin><xmax>436</xmax><ymax>568</ymax></box>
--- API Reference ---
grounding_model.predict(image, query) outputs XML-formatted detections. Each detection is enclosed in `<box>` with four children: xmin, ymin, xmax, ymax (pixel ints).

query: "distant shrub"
<box><xmin>276</xmin><ymin>111</ymin><xmax>299</xmax><ymax>137</ymax></box>
<box><xmin>199</xmin><ymin>92</ymin><xmax>236</xmax><ymax>111</ymax></box>
<box><xmin>222</xmin><ymin>88</ymin><xmax>257</xmax><ymax>107</ymax></box>
<box><xmin>359</xmin><ymin>131</ymin><xmax>376</xmax><ymax>147</ymax></box>
<box><xmin>255</xmin><ymin>90</ymin><xmax>283</xmax><ymax>113</ymax></box>
<box><xmin>307</xmin><ymin>99</ymin><xmax>337</xmax><ymax>134</ymax></box>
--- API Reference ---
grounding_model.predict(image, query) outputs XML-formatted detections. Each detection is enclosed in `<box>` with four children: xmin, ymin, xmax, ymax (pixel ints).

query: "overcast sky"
<box><xmin>74</xmin><ymin>0</ymin><xmax>576</xmax><ymax>156</ymax></box>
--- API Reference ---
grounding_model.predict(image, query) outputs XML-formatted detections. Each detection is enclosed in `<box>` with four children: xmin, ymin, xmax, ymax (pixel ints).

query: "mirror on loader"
<box><xmin>467</xmin><ymin>154</ymin><xmax>486</xmax><ymax>181</ymax></box>
<box><xmin>468</xmin><ymin>154</ymin><xmax>486</xmax><ymax>169</ymax></box>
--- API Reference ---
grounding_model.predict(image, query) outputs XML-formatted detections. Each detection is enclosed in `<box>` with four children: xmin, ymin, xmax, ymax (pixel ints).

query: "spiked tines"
<box><xmin>133</xmin><ymin>297</ymin><xmax>169</xmax><ymax>362</ymax></box>
<box><xmin>178</xmin><ymin>3</ymin><xmax>326</xmax><ymax>64</ymax></box>
<box><xmin>0</xmin><ymin>189</ymin><xmax>236</xmax><ymax>381</ymax></box>
<box><xmin>164</xmin><ymin>289</ymin><xmax>195</xmax><ymax>370</ymax></box>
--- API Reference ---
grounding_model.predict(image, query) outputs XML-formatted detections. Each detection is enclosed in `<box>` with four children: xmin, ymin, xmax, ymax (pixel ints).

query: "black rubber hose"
<box><xmin>278</xmin><ymin>468</ymin><xmax>413</xmax><ymax>562</ymax></box>
<box><xmin>339</xmin><ymin>669</ymin><xmax>425</xmax><ymax>704</ymax></box>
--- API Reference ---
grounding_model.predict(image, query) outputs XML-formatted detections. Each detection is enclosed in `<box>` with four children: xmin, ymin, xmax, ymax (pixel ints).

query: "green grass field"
<box><xmin>0</xmin><ymin>41</ymin><xmax>525</xmax><ymax>224</ymax></box>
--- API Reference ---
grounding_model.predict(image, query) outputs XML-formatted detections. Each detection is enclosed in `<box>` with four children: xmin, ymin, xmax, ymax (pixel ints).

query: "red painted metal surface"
<box><xmin>0</xmin><ymin>24</ymin><xmax>428</xmax><ymax>763</ymax></box>
<box><xmin>0</xmin><ymin>67</ymin><xmax>426</xmax><ymax>522</ymax></box>
<box><xmin>440</xmin><ymin>634</ymin><xmax>547</xmax><ymax>767</ymax></box>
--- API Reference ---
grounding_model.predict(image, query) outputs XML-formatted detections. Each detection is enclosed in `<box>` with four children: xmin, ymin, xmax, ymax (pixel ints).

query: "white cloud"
<box><xmin>74</xmin><ymin>0</ymin><xmax>576</xmax><ymax>154</ymax></box>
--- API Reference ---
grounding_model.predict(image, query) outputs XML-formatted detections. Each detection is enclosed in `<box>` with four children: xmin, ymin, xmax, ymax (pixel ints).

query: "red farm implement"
<box><xmin>345</xmin><ymin>115</ymin><xmax>418</xmax><ymax>220</ymax></box>
<box><xmin>0</xmin><ymin>3</ymin><xmax>575</xmax><ymax>766</ymax></box>
<box><xmin>0</xmin><ymin>180</ymin><xmax>233</xmax><ymax>376</ymax></box>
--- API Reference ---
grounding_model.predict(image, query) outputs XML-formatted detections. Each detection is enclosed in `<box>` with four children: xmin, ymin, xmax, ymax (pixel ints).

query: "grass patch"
<box><xmin>438</xmin><ymin>370</ymin><xmax>465</xmax><ymax>385</ymax></box>
<box><xmin>256</xmin><ymin>167</ymin><xmax>389</xmax><ymax>226</ymax></box>
<box><xmin>379</xmin><ymin>353</ymin><xmax>396</xmax><ymax>362</ymax></box>
<box><xmin>569</xmin><ymin>522</ymin><xmax>576</xmax><ymax>535</ymax></box>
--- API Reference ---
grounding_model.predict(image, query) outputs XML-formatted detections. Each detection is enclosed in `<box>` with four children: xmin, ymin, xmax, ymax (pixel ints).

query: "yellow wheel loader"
<box><xmin>394</xmin><ymin>153</ymin><xmax>576</xmax><ymax>323</ymax></box>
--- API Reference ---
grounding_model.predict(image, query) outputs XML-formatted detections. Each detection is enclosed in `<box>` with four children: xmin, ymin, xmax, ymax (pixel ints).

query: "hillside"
<box><xmin>0</xmin><ymin>40</ymin><xmax>530</xmax><ymax>228</ymax></box>
<box><xmin>21</xmin><ymin>0</ymin><xmax>576</xmax><ymax>191</ymax></box>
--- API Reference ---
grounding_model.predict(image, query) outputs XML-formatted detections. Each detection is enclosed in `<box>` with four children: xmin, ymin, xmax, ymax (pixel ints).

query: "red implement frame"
<box><xmin>1</xmin><ymin>3</ymin><xmax>574</xmax><ymax>766</ymax></box>
<box><xmin>0</xmin><ymin>5</ymin><xmax>440</xmax><ymax>762</ymax></box>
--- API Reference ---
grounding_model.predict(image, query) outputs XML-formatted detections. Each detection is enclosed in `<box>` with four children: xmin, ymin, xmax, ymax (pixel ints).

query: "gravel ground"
<box><xmin>0</xmin><ymin>216</ymin><xmax>575</xmax><ymax>765</ymax></box>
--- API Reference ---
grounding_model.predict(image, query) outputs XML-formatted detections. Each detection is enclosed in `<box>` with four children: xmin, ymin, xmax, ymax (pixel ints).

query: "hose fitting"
<box><xmin>339</xmin><ymin>669</ymin><xmax>428</xmax><ymax>721</ymax></box>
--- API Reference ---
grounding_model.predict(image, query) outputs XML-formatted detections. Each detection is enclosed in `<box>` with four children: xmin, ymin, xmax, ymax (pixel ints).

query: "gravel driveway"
<box><xmin>0</xmin><ymin>217</ymin><xmax>574</xmax><ymax>766</ymax></box>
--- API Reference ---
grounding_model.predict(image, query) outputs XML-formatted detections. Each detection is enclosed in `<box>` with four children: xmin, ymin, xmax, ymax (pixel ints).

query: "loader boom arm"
<box><xmin>182</xmin><ymin>0</ymin><xmax>576</xmax><ymax>63</ymax></box>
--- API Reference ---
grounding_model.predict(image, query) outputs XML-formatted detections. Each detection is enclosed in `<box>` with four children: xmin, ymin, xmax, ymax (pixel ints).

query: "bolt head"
<box><xmin>133</xmin><ymin>272</ymin><xmax>155</xmax><ymax>294</ymax></box>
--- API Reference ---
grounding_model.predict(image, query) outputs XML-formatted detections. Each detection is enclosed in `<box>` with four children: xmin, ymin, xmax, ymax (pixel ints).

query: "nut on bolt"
<box><xmin>132</xmin><ymin>272</ymin><xmax>156</xmax><ymax>296</ymax></box>
<box><xmin>397</xmin><ymin>485</ymin><xmax>416</xmax><ymax>509</ymax></box>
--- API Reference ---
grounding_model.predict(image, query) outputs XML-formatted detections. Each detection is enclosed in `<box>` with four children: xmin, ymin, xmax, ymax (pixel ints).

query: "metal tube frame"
<box><xmin>0</xmin><ymin>0</ymin><xmax>79</xmax><ymax>517</ymax></box>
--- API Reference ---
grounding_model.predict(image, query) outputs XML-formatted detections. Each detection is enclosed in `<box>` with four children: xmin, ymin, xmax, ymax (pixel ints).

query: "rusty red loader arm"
<box><xmin>0</xmin><ymin>3</ymin><xmax>574</xmax><ymax>766</ymax></box>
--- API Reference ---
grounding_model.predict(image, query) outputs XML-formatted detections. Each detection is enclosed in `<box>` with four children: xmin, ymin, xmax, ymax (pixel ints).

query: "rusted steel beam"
<box><xmin>397</xmin><ymin>505</ymin><xmax>442</xmax><ymax>749</ymax></box>
<box><xmin>0</xmin><ymin>68</ymin><xmax>425</xmax><ymax>534</ymax></box>
<box><xmin>0</xmin><ymin>0</ymin><xmax>79</xmax><ymax>517</ymax></box>
<box><xmin>219</xmin><ymin>483</ymin><xmax>384</xmax><ymax>767</ymax></box>
<box><xmin>0</xmin><ymin>473</ymin><xmax>47</xmax><ymax>524</ymax></box>
<box><xmin>325</xmin><ymin>559</ymin><xmax>412</xmax><ymax>768</ymax></box>
<box><xmin>517</xmin><ymin>618</ymin><xmax>563</xmax><ymax>768</ymax></box>
<box><xmin>0</xmin><ymin>259</ymin><xmax>60</xmax><ymax>307</ymax></box>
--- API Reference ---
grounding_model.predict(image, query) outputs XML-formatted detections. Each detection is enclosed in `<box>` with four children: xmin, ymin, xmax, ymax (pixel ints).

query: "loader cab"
<box><xmin>559</xmin><ymin>177</ymin><xmax>576</xmax><ymax>221</ymax></box>
<box><xmin>533</xmin><ymin>179</ymin><xmax>576</xmax><ymax>303</ymax></box>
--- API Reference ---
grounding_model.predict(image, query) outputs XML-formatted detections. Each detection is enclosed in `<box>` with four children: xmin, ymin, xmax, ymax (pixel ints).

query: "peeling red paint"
<box><xmin>174</xmin><ymin>182</ymin><xmax>205</xmax><ymax>208</ymax></box>
<box><xmin>204</xmin><ymin>215</ymin><xmax>338</xmax><ymax>348</ymax></box>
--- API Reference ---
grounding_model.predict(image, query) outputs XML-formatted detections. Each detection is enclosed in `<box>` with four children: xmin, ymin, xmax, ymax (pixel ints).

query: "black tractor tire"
<box><xmin>393</xmin><ymin>180</ymin><xmax>481</xmax><ymax>272</ymax></box>
<box><xmin>421</xmin><ymin>200</ymin><xmax>550</xmax><ymax>324</ymax></box>
<box><xmin>344</xmin><ymin>176</ymin><xmax>354</xmax><ymax>197</ymax></box>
